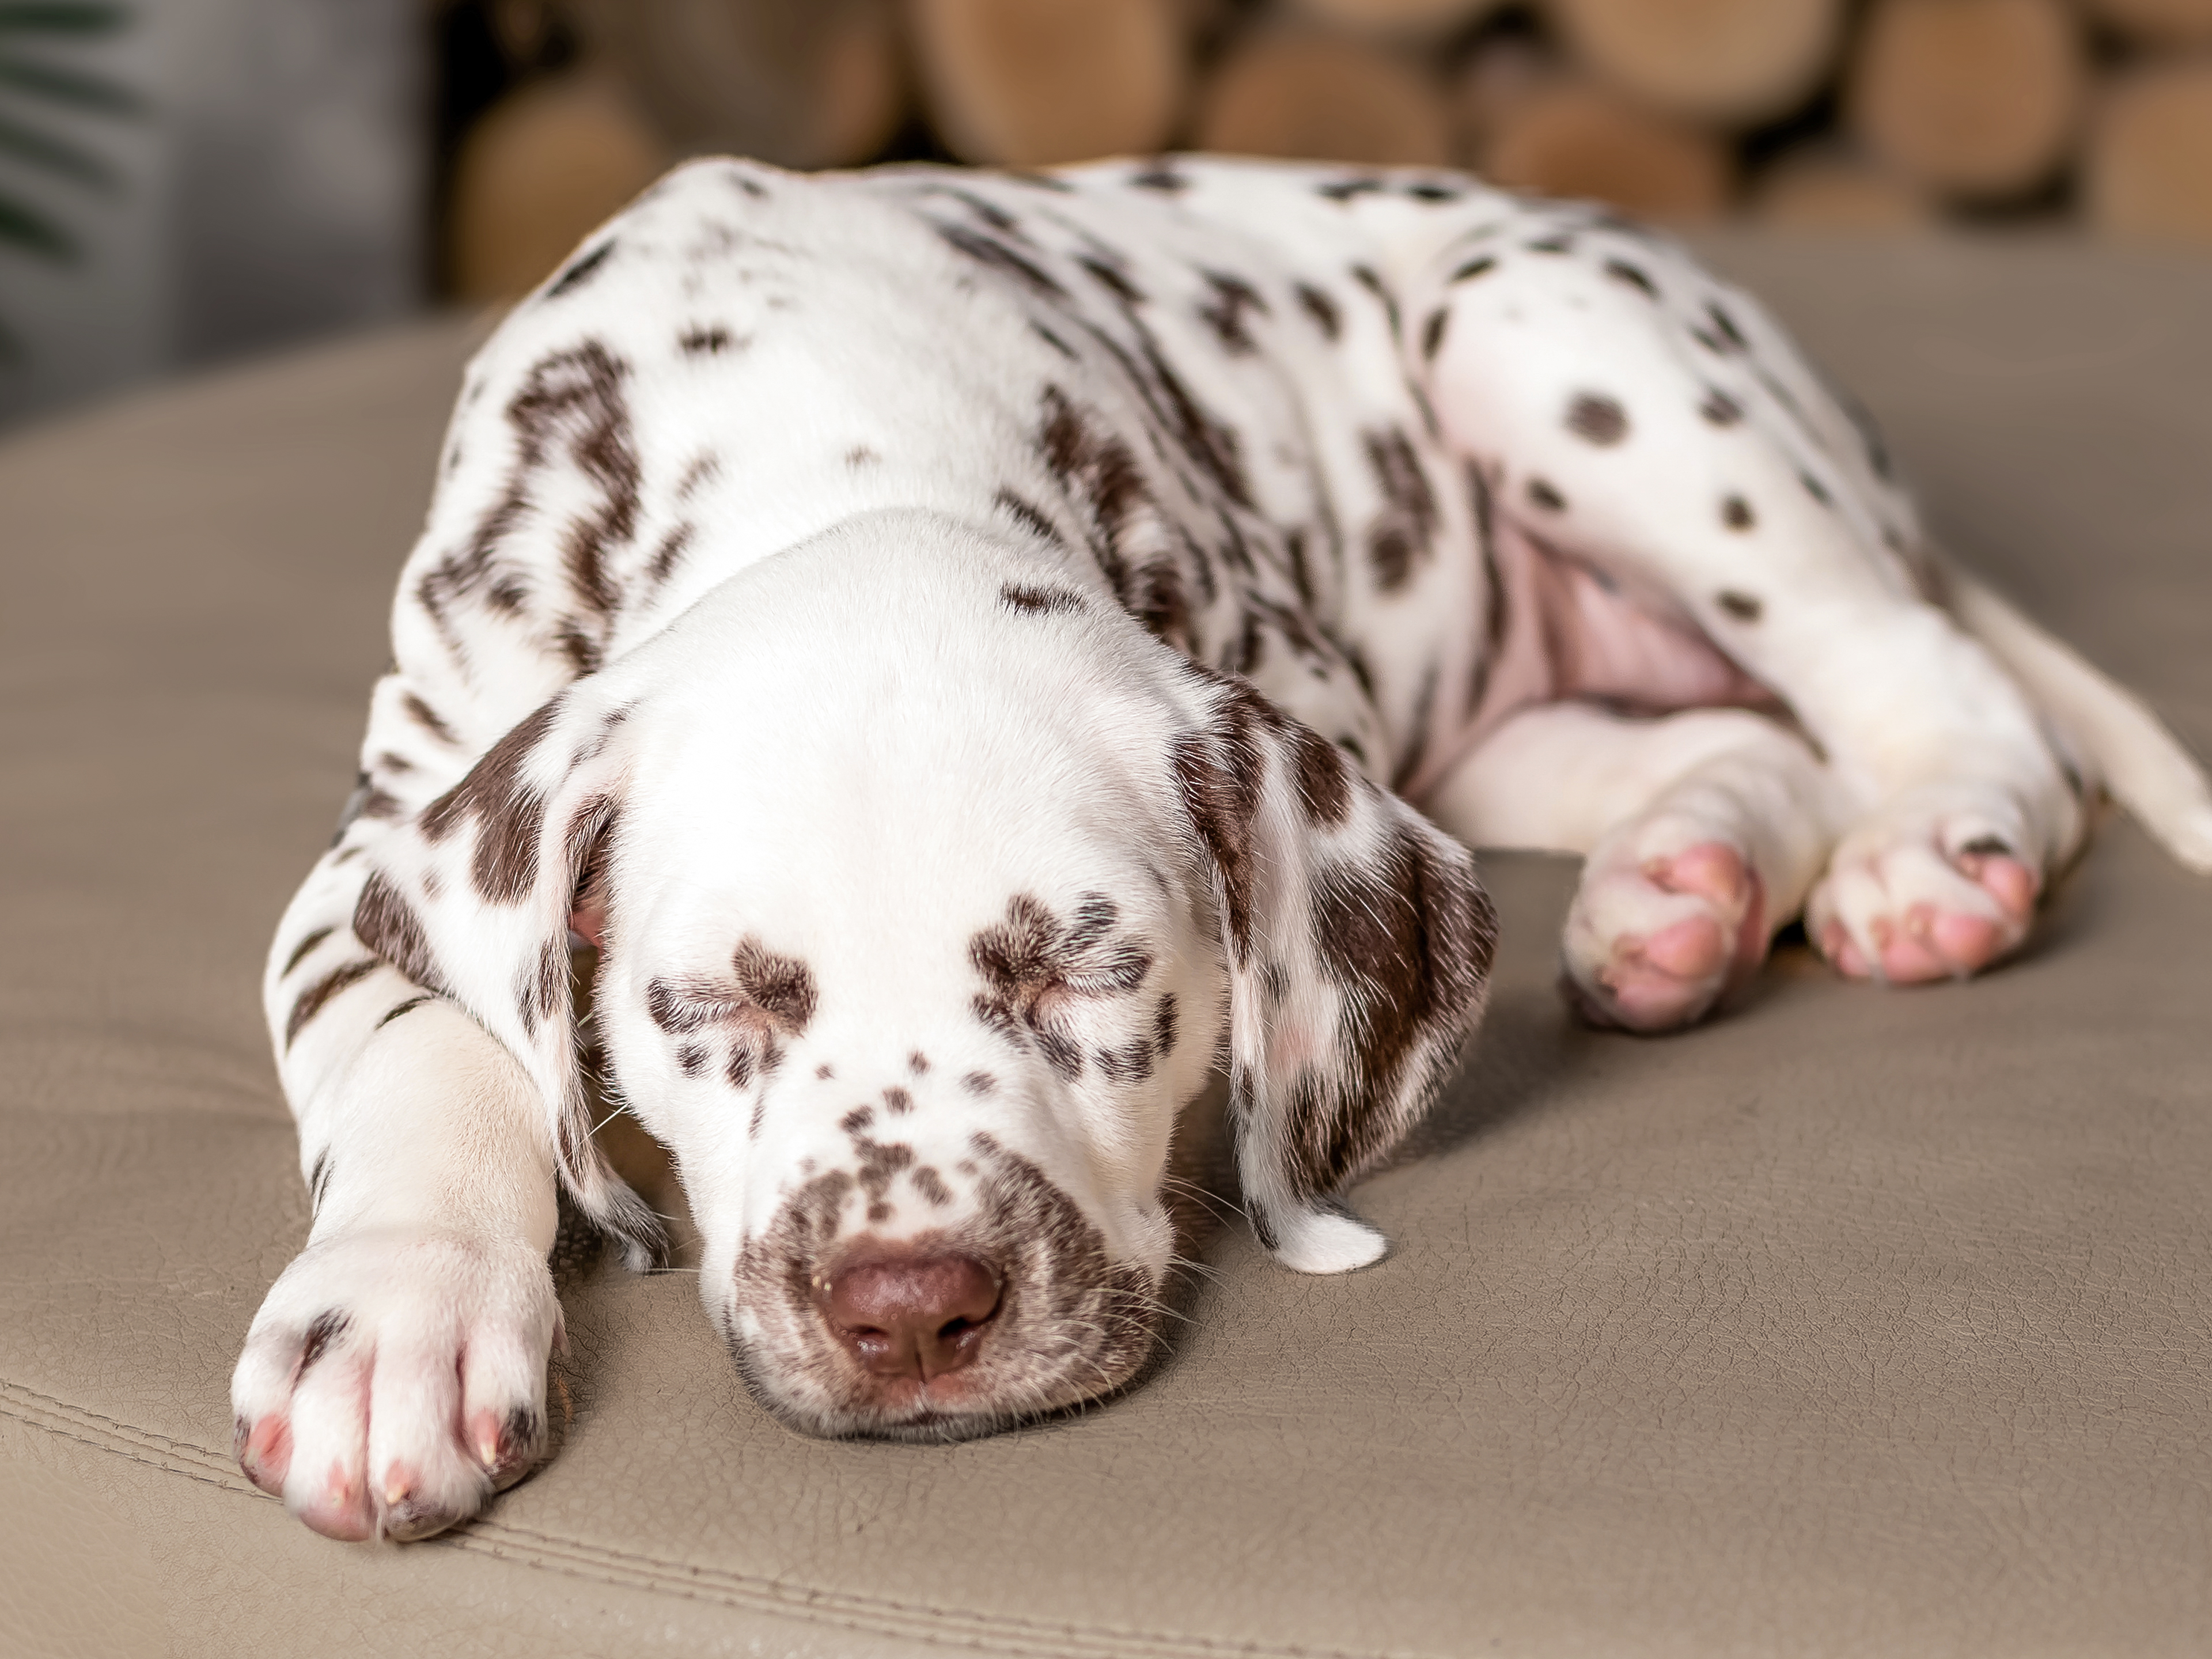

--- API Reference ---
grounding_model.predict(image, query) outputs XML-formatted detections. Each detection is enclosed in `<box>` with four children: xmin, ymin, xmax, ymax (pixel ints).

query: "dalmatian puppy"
<box><xmin>233</xmin><ymin>154</ymin><xmax>2212</xmax><ymax>1542</ymax></box>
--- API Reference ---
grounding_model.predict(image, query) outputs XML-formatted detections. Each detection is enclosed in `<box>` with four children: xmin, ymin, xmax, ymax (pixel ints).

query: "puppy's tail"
<box><xmin>1944</xmin><ymin>556</ymin><xmax>2212</xmax><ymax>873</ymax></box>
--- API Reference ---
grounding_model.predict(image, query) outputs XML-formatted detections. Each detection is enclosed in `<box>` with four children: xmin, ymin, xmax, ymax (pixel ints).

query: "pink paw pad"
<box><xmin>1580</xmin><ymin>843</ymin><xmax>1766</xmax><ymax>1032</ymax></box>
<box><xmin>1821</xmin><ymin>840</ymin><xmax>2040</xmax><ymax>983</ymax></box>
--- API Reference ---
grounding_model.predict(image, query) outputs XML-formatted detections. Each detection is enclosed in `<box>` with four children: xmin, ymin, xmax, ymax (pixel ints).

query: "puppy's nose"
<box><xmin>817</xmin><ymin>1252</ymin><xmax>1002</xmax><ymax>1380</ymax></box>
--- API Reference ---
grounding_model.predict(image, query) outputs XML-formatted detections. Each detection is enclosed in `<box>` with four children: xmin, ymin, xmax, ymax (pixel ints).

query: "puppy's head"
<box><xmin>359</xmin><ymin>512</ymin><xmax>1493</xmax><ymax>1437</ymax></box>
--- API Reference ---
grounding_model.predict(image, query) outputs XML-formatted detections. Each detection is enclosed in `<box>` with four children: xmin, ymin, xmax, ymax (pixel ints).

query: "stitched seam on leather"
<box><xmin>0</xmin><ymin>1379</ymin><xmax>1429</xmax><ymax>1659</ymax></box>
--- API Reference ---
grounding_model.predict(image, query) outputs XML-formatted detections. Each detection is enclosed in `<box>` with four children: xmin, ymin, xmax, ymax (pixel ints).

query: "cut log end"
<box><xmin>1196</xmin><ymin>28</ymin><xmax>1453</xmax><ymax>166</ymax></box>
<box><xmin>911</xmin><ymin>0</ymin><xmax>1187</xmax><ymax>166</ymax></box>
<box><xmin>447</xmin><ymin>72</ymin><xmax>673</xmax><ymax>302</ymax></box>
<box><xmin>1480</xmin><ymin>80</ymin><xmax>1736</xmax><ymax>222</ymax></box>
<box><xmin>1847</xmin><ymin>0</ymin><xmax>2086</xmax><ymax>199</ymax></box>
<box><xmin>2087</xmin><ymin>61</ymin><xmax>2212</xmax><ymax>245</ymax></box>
<box><xmin>1751</xmin><ymin>146</ymin><xmax>1936</xmax><ymax>232</ymax></box>
<box><xmin>1545</xmin><ymin>0</ymin><xmax>1844</xmax><ymax>126</ymax></box>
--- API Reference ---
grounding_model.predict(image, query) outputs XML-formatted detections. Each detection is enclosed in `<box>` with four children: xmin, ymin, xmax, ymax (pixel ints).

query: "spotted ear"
<box><xmin>353</xmin><ymin>691</ymin><xmax>665</xmax><ymax>1268</ymax></box>
<box><xmin>1172</xmin><ymin>668</ymin><xmax>1495</xmax><ymax>1273</ymax></box>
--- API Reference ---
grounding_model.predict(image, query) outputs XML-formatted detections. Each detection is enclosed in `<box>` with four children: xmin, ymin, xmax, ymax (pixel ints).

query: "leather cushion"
<box><xmin>4</xmin><ymin>236</ymin><xmax>2211</xmax><ymax>1657</ymax></box>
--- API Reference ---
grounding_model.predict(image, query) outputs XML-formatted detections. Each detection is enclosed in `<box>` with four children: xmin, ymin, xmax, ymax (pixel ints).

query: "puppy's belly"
<box><xmin>1471</xmin><ymin>513</ymin><xmax>1777</xmax><ymax>739</ymax></box>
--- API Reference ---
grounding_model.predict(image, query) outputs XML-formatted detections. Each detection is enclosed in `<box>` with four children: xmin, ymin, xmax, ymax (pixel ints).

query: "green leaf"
<box><xmin>0</xmin><ymin>107</ymin><xmax>112</xmax><ymax>185</ymax></box>
<box><xmin>0</xmin><ymin>5</ymin><xmax>129</xmax><ymax>36</ymax></box>
<box><xmin>0</xmin><ymin>188</ymin><xmax>75</xmax><ymax>257</ymax></box>
<box><xmin>0</xmin><ymin>52</ymin><xmax>139</xmax><ymax>113</ymax></box>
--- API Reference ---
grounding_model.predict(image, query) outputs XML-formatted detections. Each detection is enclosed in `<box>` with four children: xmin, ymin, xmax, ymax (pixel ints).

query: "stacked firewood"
<box><xmin>445</xmin><ymin>0</ymin><xmax>2212</xmax><ymax>298</ymax></box>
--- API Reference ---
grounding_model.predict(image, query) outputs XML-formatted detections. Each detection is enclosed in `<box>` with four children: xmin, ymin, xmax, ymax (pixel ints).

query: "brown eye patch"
<box><xmin>968</xmin><ymin>892</ymin><xmax>1156</xmax><ymax>1074</ymax></box>
<box><xmin>647</xmin><ymin>936</ymin><xmax>818</xmax><ymax>1047</ymax></box>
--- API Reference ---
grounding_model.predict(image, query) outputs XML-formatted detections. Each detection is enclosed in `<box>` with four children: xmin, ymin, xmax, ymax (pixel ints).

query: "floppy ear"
<box><xmin>1172</xmin><ymin>667</ymin><xmax>1496</xmax><ymax>1274</ymax></box>
<box><xmin>353</xmin><ymin>691</ymin><xmax>666</xmax><ymax>1268</ymax></box>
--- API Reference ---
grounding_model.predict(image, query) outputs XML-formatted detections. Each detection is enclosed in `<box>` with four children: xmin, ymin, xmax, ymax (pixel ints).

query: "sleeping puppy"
<box><xmin>233</xmin><ymin>156</ymin><xmax>2212</xmax><ymax>1541</ymax></box>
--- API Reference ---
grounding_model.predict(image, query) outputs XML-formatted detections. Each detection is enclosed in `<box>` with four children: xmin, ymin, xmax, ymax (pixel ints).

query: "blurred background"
<box><xmin>5</xmin><ymin>0</ymin><xmax>2210</xmax><ymax>428</ymax></box>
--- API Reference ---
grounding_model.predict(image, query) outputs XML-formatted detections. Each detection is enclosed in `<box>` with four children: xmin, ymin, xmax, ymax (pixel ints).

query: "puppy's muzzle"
<box><xmin>815</xmin><ymin>1245</ymin><xmax>1004</xmax><ymax>1384</ymax></box>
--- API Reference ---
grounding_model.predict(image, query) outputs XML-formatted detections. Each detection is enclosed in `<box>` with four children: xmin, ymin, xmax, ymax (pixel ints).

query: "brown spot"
<box><xmin>282</xmin><ymin>927</ymin><xmax>334</xmax><ymax>977</ymax></box>
<box><xmin>912</xmin><ymin>1167</ymin><xmax>952</xmax><ymax>1207</ymax></box>
<box><xmin>1700</xmin><ymin>389</ymin><xmax>1743</xmax><ymax>426</ymax></box>
<box><xmin>908</xmin><ymin>1051</ymin><xmax>929</xmax><ymax>1075</ymax></box>
<box><xmin>403</xmin><ymin>694</ymin><xmax>457</xmax><ymax>744</ymax></box>
<box><xmin>1722</xmin><ymin>495</ymin><xmax>1755</xmax><ymax>530</ymax></box>
<box><xmin>1128</xmin><ymin>162</ymin><xmax>1187</xmax><ymax>192</ymax></box>
<box><xmin>1076</xmin><ymin>253</ymin><xmax>1143</xmax><ymax>305</ymax></box>
<box><xmin>646</xmin><ymin>522</ymin><xmax>694</xmax><ymax>586</ymax></box>
<box><xmin>545</xmin><ymin>241</ymin><xmax>614</xmax><ymax>298</ymax></box>
<box><xmin>855</xmin><ymin>1137</ymin><xmax>914</xmax><ymax>1203</ymax></box>
<box><xmin>355</xmin><ymin>873</ymin><xmax>450</xmax><ymax>997</ymax></box>
<box><xmin>961</xmin><ymin>1071</ymin><xmax>997</xmax><ymax>1095</ymax></box>
<box><xmin>1196</xmin><ymin>269</ymin><xmax>1268</xmax><ymax>355</ymax></box>
<box><xmin>816</xmin><ymin>1063</ymin><xmax>835</xmax><ymax>1080</ymax></box>
<box><xmin>285</xmin><ymin>959</ymin><xmax>378</xmax><ymax>1048</ymax></box>
<box><xmin>846</xmin><ymin>445</ymin><xmax>880</xmax><ymax>468</ymax></box>
<box><xmin>1347</xmin><ymin>264</ymin><xmax>1399</xmax><ymax>336</ymax></box>
<box><xmin>1717</xmin><ymin>590</ymin><xmax>1762</xmax><ymax>622</ymax></box>
<box><xmin>883</xmin><ymin>1086</ymin><xmax>914</xmax><ymax>1115</ymax></box>
<box><xmin>867</xmin><ymin>1202</ymin><xmax>893</xmax><ymax>1224</ymax></box>
<box><xmin>728</xmin><ymin>1047</ymin><xmax>755</xmax><ymax>1090</ymax></box>
<box><xmin>1565</xmin><ymin>393</ymin><xmax>1628</xmax><ymax>446</ymax></box>
<box><xmin>1602</xmin><ymin>259</ymin><xmax>1656</xmax><ymax>298</ymax></box>
<box><xmin>419</xmin><ymin>703</ymin><xmax>556</xmax><ymax>903</ymax></box>
<box><xmin>1294</xmin><ymin>283</ymin><xmax>1340</xmax><ymax>340</ymax></box>
<box><xmin>1452</xmin><ymin>255</ymin><xmax>1497</xmax><ymax>284</ymax></box>
<box><xmin>1362</xmin><ymin>429</ymin><xmax>1439</xmax><ymax>592</ymax></box>
<box><xmin>1001</xmin><ymin>581</ymin><xmax>1084</xmax><ymax>616</ymax></box>
<box><xmin>1527</xmin><ymin>477</ymin><xmax>1567</xmax><ymax>512</ymax></box>
<box><xmin>1290</xmin><ymin>724</ymin><xmax>1351</xmax><ymax>827</ymax></box>
<box><xmin>1154</xmin><ymin>993</ymin><xmax>1177</xmax><ymax>1056</ymax></box>
<box><xmin>1419</xmin><ymin>308</ymin><xmax>1449</xmax><ymax>362</ymax></box>
<box><xmin>733</xmin><ymin>937</ymin><xmax>817</xmax><ymax>1032</ymax></box>
<box><xmin>295</xmin><ymin>1310</ymin><xmax>349</xmax><ymax>1379</ymax></box>
<box><xmin>376</xmin><ymin>995</ymin><xmax>430</xmax><ymax>1030</ymax></box>
<box><xmin>676</xmin><ymin>452</ymin><xmax>721</xmax><ymax>498</ymax></box>
<box><xmin>679</xmin><ymin>1044</ymin><xmax>710</xmax><ymax>1078</ymax></box>
<box><xmin>994</xmin><ymin>490</ymin><xmax>1064</xmax><ymax>551</ymax></box>
<box><xmin>679</xmin><ymin>324</ymin><xmax>734</xmax><ymax>355</ymax></box>
<box><xmin>935</xmin><ymin>222</ymin><xmax>1067</xmax><ymax>300</ymax></box>
<box><xmin>841</xmin><ymin>1108</ymin><xmax>873</xmax><ymax>1135</ymax></box>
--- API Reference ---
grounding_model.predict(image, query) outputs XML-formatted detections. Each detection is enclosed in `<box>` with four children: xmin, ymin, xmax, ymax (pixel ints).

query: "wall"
<box><xmin>0</xmin><ymin>0</ymin><xmax>424</xmax><ymax>428</ymax></box>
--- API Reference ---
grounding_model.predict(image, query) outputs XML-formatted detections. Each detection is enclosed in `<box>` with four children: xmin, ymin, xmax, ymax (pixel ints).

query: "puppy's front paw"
<box><xmin>230</xmin><ymin>1229</ymin><xmax>559</xmax><ymax>1542</ymax></box>
<box><xmin>1562</xmin><ymin>820</ymin><xmax>1767</xmax><ymax>1033</ymax></box>
<box><xmin>1807</xmin><ymin>797</ymin><xmax>2040</xmax><ymax>983</ymax></box>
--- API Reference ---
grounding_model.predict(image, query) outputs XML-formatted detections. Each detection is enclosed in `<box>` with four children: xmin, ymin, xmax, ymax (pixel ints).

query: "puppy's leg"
<box><xmin>1416</xmin><ymin>227</ymin><xmax>2084</xmax><ymax>984</ymax></box>
<box><xmin>240</xmin><ymin>677</ymin><xmax>565</xmax><ymax>1543</ymax></box>
<box><xmin>233</xmin><ymin>986</ymin><xmax>560</xmax><ymax>1541</ymax></box>
<box><xmin>1428</xmin><ymin>703</ymin><xmax>1846</xmax><ymax>1030</ymax></box>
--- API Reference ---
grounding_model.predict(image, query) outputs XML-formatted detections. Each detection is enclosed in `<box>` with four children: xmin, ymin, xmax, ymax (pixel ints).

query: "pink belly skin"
<box><xmin>1409</xmin><ymin>515</ymin><xmax>1780</xmax><ymax>802</ymax></box>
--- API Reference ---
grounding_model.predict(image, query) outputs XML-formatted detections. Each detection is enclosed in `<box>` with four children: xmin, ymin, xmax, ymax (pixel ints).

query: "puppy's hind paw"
<box><xmin>1563</xmin><ymin>831</ymin><xmax>1767</xmax><ymax>1034</ymax></box>
<box><xmin>1809</xmin><ymin>805</ymin><xmax>2041</xmax><ymax>984</ymax></box>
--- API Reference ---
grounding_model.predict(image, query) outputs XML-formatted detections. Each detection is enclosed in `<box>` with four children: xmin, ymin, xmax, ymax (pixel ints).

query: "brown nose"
<box><xmin>817</xmin><ymin>1252</ymin><xmax>1002</xmax><ymax>1380</ymax></box>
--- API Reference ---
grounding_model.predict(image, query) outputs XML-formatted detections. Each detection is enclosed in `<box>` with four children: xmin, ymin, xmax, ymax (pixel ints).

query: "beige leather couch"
<box><xmin>5</xmin><ymin>235</ymin><xmax>2210</xmax><ymax>1658</ymax></box>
